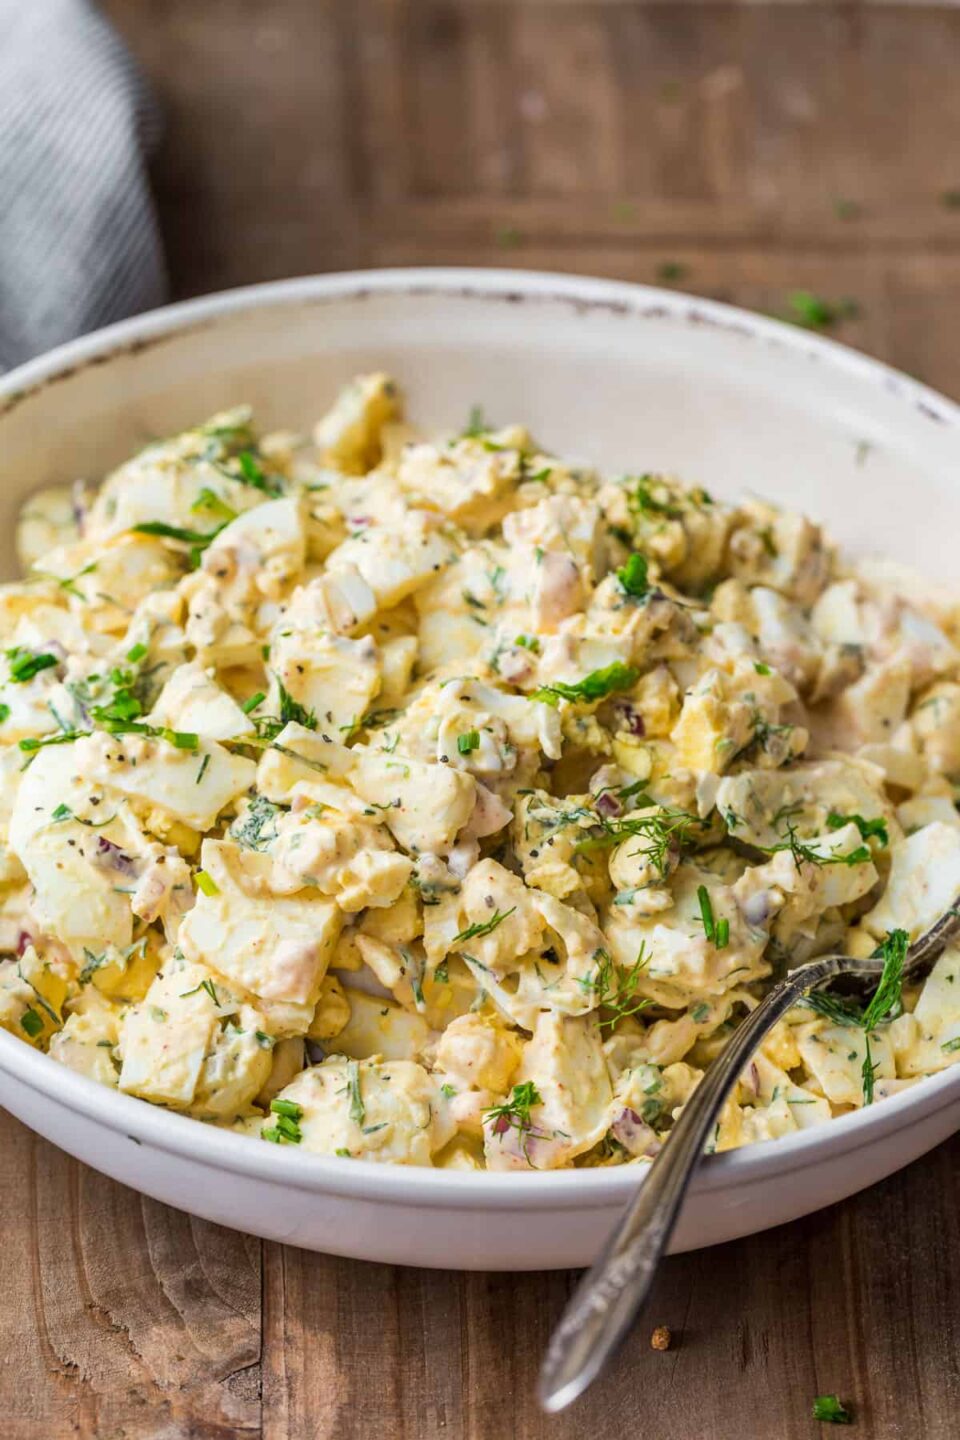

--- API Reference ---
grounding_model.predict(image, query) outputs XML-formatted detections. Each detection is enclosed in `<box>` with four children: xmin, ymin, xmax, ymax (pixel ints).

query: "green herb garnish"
<box><xmin>826</xmin><ymin>811</ymin><xmax>889</xmax><ymax>847</ymax></box>
<box><xmin>462</xmin><ymin>405</ymin><xmax>488</xmax><ymax>439</ymax></box>
<box><xmin>347</xmin><ymin>1060</ymin><xmax>365</xmax><ymax>1126</ymax></box>
<box><xmin>786</xmin><ymin>291</ymin><xmax>858</xmax><ymax>331</ymax></box>
<box><xmin>132</xmin><ymin>520</ymin><xmax>225</xmax><ymax>550</ymax></box>
<box><xmin>812</xmin><ymin>1394</ymin><xmax>852</xmax><ymax>1424</ymax></box>
<box><xmin>627</xmin><ymin>475</ymin><xmax>683</xmax><ymax>519</ymax></box>
<box><xmin>457</xmin><ymin>730</ymin><xmax>480</xmax><ymax>755</ymax></box>
<box><xmin>6</xmin><ymin>647</ymin><xmax>59</xmax><ymax>683</ymax></box>
<box><xmin>532</xmin><ymin>662</ymin><xmax>639</xmax><ymax>708</ymax></box>
<box><xmin>237</xmin><ymin>450</ymin><xmax>282</xmax><ymax>495</ymax></box>
<box><xmin>696</xmin><ymin>886</ymin><xmax>730</xmax><ymax>949</ymax></box>
<box><xmin>20</xmin><ymin>1007</ymin><xmax>44</xmax><ymax>1038</ymax></box>
<box><xmin>580</xmin><ymin>945</ymin><xmax>652</xmax><ymax>1033</ymax></box>
<box><xmin>452</xmin><ymin>907</ymin><xmax>516</xmax><ymax>945</ymax></box>
<box><xmin>805</xmin><ymin>929</ymin><xmax>908</xmax><ymax>1105</ymax></box>
<box><xmin>277</xmin><ymin>679</ymin><xmax>318</xmax><ymax>731</ymax></box>
<box><xmin>484</xmin><ymin>1081</ymin><xmax>544</xmax><ymax>1147</ymax></box>
<box><xmin>575</xmin><ymin>800</ymin><xmax>699</xmax><ymax>877</ymax></box>
<box><xmin>616</xmin><ymin>552</ymin><xmax>650</xmax><ymax>599</ymax></box>
<box><xmin>191</xmin><ymin>487</ymin><xmax>238</xmax><ymax>523</ymax></box>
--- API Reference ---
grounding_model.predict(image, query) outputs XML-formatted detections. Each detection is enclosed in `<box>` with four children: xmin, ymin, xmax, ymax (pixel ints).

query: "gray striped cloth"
<box><xmin>0</xmin><ymin>0</ymin><xmax>167</xmax><ymax>371</ymax></box>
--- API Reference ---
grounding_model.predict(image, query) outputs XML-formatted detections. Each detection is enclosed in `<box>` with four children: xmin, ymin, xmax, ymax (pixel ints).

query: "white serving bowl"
<box><xmin>1</xmin><ymin>268</ymin><xmax>959</xmax><ymax>1271</ymax></box>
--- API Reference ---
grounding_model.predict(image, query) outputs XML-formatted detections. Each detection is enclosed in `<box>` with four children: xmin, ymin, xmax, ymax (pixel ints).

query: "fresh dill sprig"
<box><xmin>580</xmin><ymin>945</ymin><xmax>653</xmax><ymax>1032</ymax></box>
<box><xmin>277</xmin><ymin>679</ymin><xmax>318</xmax><ymax>731</ymax></box>
<box><xmin>764</xmin><ymin>823</ymin><xmax>871</xmax><ymax>870</ymax></box>
<box><xmin>574</xmin><ymin>801</ymin><xmax>700</xmax><ymax>877</ymax></box>
<box><xmin>452</xmin><ymin>907</ymin><xmax>516</xmax><ymax>945</ymax></box>
<box><xmin>484</xmin><ymin>1082</ymin><xmax>544</xmax><ymax>1150</ymax></box>
<box><xmin>804</xmin><ymin>929</ymin><xmax>908</xmax><ymax>1105</ymax></box>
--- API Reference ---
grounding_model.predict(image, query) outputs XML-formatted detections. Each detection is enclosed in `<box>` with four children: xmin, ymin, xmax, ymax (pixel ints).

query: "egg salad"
<box><xmin>4</xmin><ymin>374</ymin><xmax>960</xmax><ymax>1172</ymax></box>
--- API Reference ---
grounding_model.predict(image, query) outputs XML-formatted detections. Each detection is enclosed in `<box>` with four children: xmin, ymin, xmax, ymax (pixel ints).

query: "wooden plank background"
<box><xmin>4</xmin><ymin>2</ymin><xmax>960</xmax><ymax>1436</ymax></box>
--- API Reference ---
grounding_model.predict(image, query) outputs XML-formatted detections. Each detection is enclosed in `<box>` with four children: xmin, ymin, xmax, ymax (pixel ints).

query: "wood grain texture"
<box><xmin>5</xmin><ymin>2</ymin><xmax>960</xmax><ymax>1435</ymax></box>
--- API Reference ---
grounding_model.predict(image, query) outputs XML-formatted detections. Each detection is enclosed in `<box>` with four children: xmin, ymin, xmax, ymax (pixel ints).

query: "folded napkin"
<box><xmin>0</xmin><ymin>0</ymin><xmax>167</xmax><ymax>371</ymax></box>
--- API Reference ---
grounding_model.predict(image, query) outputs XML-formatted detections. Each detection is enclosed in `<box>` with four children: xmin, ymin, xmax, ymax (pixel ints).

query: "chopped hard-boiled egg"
<box><xmin>6</xmin><ymin>375</ymin><xmax>958</xmax><ymax>1169</ymax></box>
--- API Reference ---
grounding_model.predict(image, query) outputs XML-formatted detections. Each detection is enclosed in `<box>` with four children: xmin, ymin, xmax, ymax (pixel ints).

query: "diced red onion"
<box><xmin>611</xmin><ymin>1106</ymin><xmax>658</xmax><ymax>1157</ymax></box>
<box><xmin>94</xmin><ymin>836</ymin><xmax>137</xmax><ymax>877</ymax></box>
<box><xmin>742</xmin><ymin>890</ymin><xmax>774</xmax><ymax>927</ymax></box>
<box><xmin>617</xmin><ymin>704</ymin><xmax>645</xmax><ymax>737</ymax></box>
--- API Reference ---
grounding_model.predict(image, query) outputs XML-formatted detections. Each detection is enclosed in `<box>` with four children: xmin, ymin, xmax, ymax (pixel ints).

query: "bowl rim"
<box><xmin>2</xmin><ymin>263</ymin><xmax>960</xmax><ymax>1209</ymax></box>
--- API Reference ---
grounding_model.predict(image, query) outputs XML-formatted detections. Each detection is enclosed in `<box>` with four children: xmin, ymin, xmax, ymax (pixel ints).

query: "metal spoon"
<box><xmin>539</xmin><ymin>904</ymin><xmax>960</xmax><ymax>1413</ymax></box>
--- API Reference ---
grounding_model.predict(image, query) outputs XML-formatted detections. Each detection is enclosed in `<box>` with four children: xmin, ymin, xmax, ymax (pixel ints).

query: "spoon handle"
<box><xmin>539</xmin><ymin>952</ymin><xmax>852</xmax><ymax>1414</ymax></box>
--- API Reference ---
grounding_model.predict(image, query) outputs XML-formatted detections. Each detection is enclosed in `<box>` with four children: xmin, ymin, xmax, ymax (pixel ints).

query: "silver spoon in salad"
<box><xmin>538</xmin><ymin>905</ymin><xmax>960</xmax><ymax>1413</ymax></box>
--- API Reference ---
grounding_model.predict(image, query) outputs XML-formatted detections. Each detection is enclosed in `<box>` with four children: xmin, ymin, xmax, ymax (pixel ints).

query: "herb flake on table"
<box><xmin>812</xmin><ymin>1393</ymin><xmax>852</xmax><ymax>1424</ymax></box>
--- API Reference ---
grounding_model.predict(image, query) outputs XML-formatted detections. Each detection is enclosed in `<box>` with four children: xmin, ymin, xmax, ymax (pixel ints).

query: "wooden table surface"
<box><xmin>6</xmin><ymin>3</ymin><xmax>960</xmax><ymax>1436</ymax></box>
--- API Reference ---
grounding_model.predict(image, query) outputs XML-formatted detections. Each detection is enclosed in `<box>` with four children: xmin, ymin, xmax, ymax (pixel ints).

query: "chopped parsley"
<box><xmin>532</xmin><ymin>662</ymin><xmax>639</xmax><ymax>708</ymax></box>
<box><xmin>616</xmin><ymin>552</ymin><xmax>650</xmax><ymax>599</ymax></box>
<box><xmin>812</xmin><ymin>1394</ymin><xmax>852</xmax><ymax>1425</ymax></box>
<box><xmin>20</xmin><ymin>1007</ymin><xmax>44</xmax><ymax>1038</ymax></box>
<box><xmin>627</xmin><ymin>474</ymin><xmax>683</xmax><ymax>519</ymax></box>
<box><xmin>786</xmin><ymin>291</ymin><xmax>858</xmax><ymax>332</ymax></box>
<box><xmin>515</xmin><ymin>634</ymin><xmax>540</xmax><ymax>653</ymax></box>
<box><xmin>826</xmin><ymin>811</ymin><xmax>889</xmax><ymax>847</ymax></box>
<box><xmin>6</xmin><ymin>647</ymin><xmax>59</xmax><ymax>683</ymax></box>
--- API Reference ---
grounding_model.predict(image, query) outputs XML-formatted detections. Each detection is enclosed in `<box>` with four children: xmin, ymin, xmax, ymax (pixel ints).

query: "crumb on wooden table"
<box><xmin>650</xmin><ymin>1325</ymin><xmax>672</xmax><ymax>1351</ymax></box>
